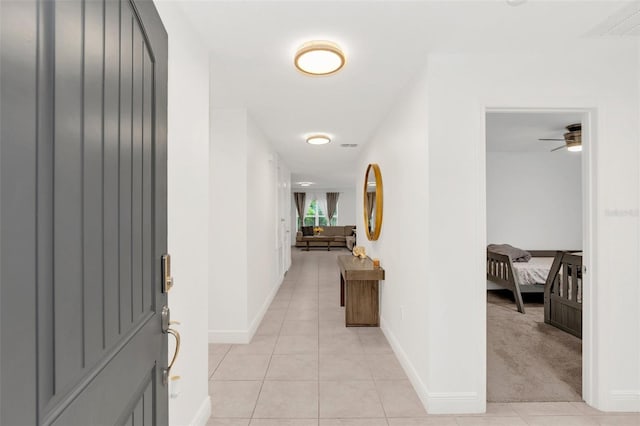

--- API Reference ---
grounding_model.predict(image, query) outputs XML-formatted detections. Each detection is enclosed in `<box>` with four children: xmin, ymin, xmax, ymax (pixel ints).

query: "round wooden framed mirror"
<box><xmin>363</xmin><ymin>163</ymin><xmax>383</xmax><ymax>241</ymax></box>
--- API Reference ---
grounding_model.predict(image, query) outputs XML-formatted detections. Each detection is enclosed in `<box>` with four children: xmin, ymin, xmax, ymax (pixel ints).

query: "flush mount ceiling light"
<box><xmin>297</xmin><ymin>182</ymin><xmax>314</xmax><ymax>187</ymax></box>
<box><xmin>294</xmin><ymin>40</ymin><xmax>346</xmax><ymax>76</ymax></box>
<box><xmin>306</xmin><ymin>134</ymin><xmax>331</xmax><ymax>145</ymax></box>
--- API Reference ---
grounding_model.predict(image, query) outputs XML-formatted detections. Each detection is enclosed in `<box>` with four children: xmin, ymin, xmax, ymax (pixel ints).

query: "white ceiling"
<box><xmin>175</xmin><ymin>0</ymin><xmax>632</xmax><ymax>188</ymax></box>
<box><xmin>486</xmin><ymin>111</ymin><xmax>583</xmax><ymax>153</ymax></box>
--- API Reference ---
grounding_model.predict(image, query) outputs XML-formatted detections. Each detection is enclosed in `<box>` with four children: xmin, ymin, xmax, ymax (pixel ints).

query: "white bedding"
<box><xmin>512</xmin><ymin>257</ymin><xmax>554</xmax><ymax>285</ymax></box>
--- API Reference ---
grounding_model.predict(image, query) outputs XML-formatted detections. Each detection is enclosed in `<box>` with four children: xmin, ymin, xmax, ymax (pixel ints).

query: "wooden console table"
<box><xmin>337</xmin><ymin>255</ymin><xmax>385</xmax><ymax>327</ymax></box>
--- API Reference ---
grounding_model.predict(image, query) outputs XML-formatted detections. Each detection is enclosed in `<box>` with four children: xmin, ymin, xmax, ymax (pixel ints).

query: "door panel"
<box><xmin>0</xmin><ymin>1</ymin><xmax>39</xmax><ymax>424</ymax></box>
<box><xmin>120</xmin><ymin>376</ymin><xmax>153</xmax><ymax>426</ymax></box>
<box><xmin>119</xmin><ymin>2</ymin><xmax>134</xmax><ymax>334</ymax></box>
<box><xmin>143</xmin><ymin>48</ymin><xmax>154</xmax><ymax>317</ymax></box>
<box><xmin>132</xmin><ymin>21</ymin><xmax>145</xmax><ymax>323</ymax></box>
<box><xmin>49</xmin><ymin>319</ymin><xmax>159</xmax><ymax>426</ymax></box>
<box><xmin>0</xmin><ymin>0</ymin><xmax>168</xmax><ymax>424</ymax></box>
<box><xmin>83</xmin><ymin>0</ymin><xmax>107</xmax><ymax>368</ymax></box>
<box><xmin>104</xmin><ymin>0</ymin><xmax>123</xmax><ymax>350</ymax></box>
<box><xmin>53</xmin><ymin>0</ymin><xmax>85</xmax><ymax>392</ymax></box>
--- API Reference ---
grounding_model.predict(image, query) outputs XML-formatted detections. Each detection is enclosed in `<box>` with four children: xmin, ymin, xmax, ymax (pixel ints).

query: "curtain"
<box><xmin>326</xmin><ymin>192</ymin><xmax>339</xmax><ymax>224</ymax></box>
<box><xmin>315</xmin><ymin>193</ymin><xmax>327</xmax><ymax>225</ymax></box>
<box><xmin>294</xmin><ymin>192</ymin><xmax>306</xmax><ymax>229</ymax></box>
<box><xmin>366</xmin><ymin>192</ymin><xmax>376</xmax><ymax>227</ymax></box>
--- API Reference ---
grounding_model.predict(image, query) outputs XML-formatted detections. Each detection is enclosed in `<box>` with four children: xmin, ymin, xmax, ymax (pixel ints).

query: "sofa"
<box><xmin>295</xmin><ymin>225</ymin><xmax>356</xmax><ymax>250</ymax></box>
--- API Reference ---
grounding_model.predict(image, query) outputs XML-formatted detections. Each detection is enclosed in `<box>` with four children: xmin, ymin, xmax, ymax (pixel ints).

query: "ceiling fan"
<box><xmin>539</xmin><ymin>123</ymin><xmax>582</xmax><ymax>152</ymax></box>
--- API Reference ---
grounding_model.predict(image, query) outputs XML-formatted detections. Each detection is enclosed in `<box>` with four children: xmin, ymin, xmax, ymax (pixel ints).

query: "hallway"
<box><xmin>206</xmin><ymin>250</ymin><xmax>638</xmax><ymax>425</ymax></box>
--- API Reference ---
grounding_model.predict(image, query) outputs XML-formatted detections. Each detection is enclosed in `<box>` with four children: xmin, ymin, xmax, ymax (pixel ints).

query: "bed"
<box><xmin>487</xmin><ymin>248</ymin><xmax>583</xmax><ymax>339</ymax></box>
<box><xmin>544</xmin><ymin>252</ymin><xmax>583</xmax><ymax>338</ymax></box>
<box><xmin>487</xmin><ymin>249</ymin><xmax>555</xmax><ymax>314</ymax></box>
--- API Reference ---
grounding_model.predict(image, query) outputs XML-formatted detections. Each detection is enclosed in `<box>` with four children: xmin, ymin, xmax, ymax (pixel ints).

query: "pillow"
<box><xmin>301</xmin><ymin>226</ymin><xmax>314</xmax><ymax>236</ymax></box>
<box><xmin>487</xmin><ymin>244</ymin><xmax>531</xmax><ymax>262</ymax></box>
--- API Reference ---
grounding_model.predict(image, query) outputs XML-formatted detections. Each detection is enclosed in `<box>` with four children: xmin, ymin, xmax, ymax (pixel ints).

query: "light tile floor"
<box><xmin>208</xmin><ymin>250</ymin><xmax>639</xmax><ymax>426</ymax></box>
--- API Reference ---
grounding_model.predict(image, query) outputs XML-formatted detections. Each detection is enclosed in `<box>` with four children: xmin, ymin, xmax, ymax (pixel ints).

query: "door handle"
<box><xmin>166</xmin><ymin>328</ymin><xmax>181</xmax><ymax>373</ymax></box>
<box><xmin>161</xmin><ymin>306</ymin><xmax>181</xmax><ymax>384</ymax></box>
<box><xmin>162</xmin><ymin>327</ymin><xmax>181</xmax><ymax>385</ymax></box>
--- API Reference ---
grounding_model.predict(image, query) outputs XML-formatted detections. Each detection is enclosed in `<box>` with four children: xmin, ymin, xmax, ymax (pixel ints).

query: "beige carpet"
<box><xmin>487</xmin><ymin>290</ymin><xmax>582</xmax><ymax>402</ymax></box>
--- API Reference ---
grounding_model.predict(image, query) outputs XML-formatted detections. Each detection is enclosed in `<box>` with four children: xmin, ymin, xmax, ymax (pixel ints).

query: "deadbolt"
<box><xmin>162</xmin><ymin>254</ymin><xmax>174</xmax><ymax>293</ymax></box>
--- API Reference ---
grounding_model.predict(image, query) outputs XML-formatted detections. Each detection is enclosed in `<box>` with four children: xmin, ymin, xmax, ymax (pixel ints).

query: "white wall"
<box><xmin>356</xmin><ymin>64</ymin><xmax>432</xmax><ymax>412</ymax></box>
<box><xmin>209</xmin><ymin>109</ymin><xmax>248</xmax><ymax>335</ymax></box>
<box><xmin>359</xmin><ymin>40</ymin><xmax>640</xmax><ymax>414</ymax></box>
<box><xmin>154</xmin><ymin>2</ymin><xmax>211</xmax><ymax>425</ymax></box>
<box><xmin>279</xmin><ymin>163</ymin><xmax>292</xmax><ymax>273</ymax></box>
<box><xmin>486</xmin><ymin>152</ymin><xmax>582</xmax><ymax>250</ymax></box>
<box><xmin>209</xmin><ymin>107</ymin><xmax>290</xmax><ymax>343</ymax></box>
<box><xmin>246</xmin><ymin>119</ymin><xmax>281</xmax><ymax>330</ymax></box>
<box><xmin>337</xmin><ymin>187</ymin><xmax>357</xmax><ymax>226</ymax></box>
<box><xmin>427</xmin><ymin>45</ymin><xmax>639</xmax><ymax>412</ymax></box>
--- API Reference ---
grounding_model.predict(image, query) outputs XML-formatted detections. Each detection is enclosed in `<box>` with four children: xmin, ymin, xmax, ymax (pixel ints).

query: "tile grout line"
<box><xmin>208</xmin><ymin>344</ymin><xmax>232</xmax><ymax>380</ymax></box>
<box><xmin>317</xmin><ymin>254</ymin><xmax>321</xmax><ymax>423</ymax></box>
<box><xmin>248</xmin><ymin>259</ymin><xmax>294</xmax><ymax>423</ymax></box>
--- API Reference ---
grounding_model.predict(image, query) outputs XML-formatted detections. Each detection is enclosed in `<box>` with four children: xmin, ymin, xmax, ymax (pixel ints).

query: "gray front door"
<box><xmin>0</xmin><ymin>0</ymin><xmax>169</xmax><ymax>424</ymax></box>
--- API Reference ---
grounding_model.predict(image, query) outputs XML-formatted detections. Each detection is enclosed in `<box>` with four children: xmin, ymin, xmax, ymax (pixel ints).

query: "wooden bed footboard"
<box><xmin>544</xmin><ymin>252</ymin><xmax>583</xmax><ymax>339</ymax></box>
<box><xmin>486</xmin><ymin>250</ymin><xmax>525</xmax><ymax>313</ymax></box>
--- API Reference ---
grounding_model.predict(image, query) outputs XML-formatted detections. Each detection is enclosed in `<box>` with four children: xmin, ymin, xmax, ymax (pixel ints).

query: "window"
<box><xmin>298</xmin><ymin>199</ymin><xmax>338</xmax><ymax>227</ymax></box>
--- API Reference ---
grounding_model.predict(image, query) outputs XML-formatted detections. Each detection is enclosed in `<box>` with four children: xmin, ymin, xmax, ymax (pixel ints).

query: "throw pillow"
<box><xmin>301</xmin><ymin>226</ymin><xmax>314</xmax><ymax>236</ymax></box>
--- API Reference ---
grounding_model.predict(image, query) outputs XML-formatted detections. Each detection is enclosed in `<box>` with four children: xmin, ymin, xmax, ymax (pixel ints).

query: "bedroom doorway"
<box><xmin>485</xmin><ymin>110</ymin><xmax>588</xmax><ymax>403</ymax></box>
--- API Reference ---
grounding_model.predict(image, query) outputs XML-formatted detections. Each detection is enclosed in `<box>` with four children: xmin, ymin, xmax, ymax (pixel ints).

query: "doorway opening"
<box><xmin>485</xmin><ymin>110</ymin><xmax>591</xmax><ymax>403</ymax></box>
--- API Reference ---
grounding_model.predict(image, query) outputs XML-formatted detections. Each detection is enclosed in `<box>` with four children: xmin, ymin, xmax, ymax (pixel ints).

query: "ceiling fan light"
<box><xmin>306</xmin><ymin>134</ymin><xmax>331</xmax><ymax>145</ymax></box>
<box><xmin>295</xmin><ymin>41</ymin><xmax>346</xmax><ymax>76</ymax></box>
<box><xmin>565</xmin><ymin>126</ymin><xmax>582</xmax><ymax>152</ymax></box>
<box><xmin>566</xmin><ymin>138</ymin><xmax>582</xmax><ymax>152</ymax></box>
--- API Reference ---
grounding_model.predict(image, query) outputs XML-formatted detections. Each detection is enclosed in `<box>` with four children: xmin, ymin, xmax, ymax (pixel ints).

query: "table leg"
<box><xmin>327</xmin><ymin>241</ymin><xmax>331</xmax><ymax>251</ymax></box>
<box><xmin>306</xmin><ymin>241</ymin><xmax>310</xmax><ymax>251</ymax></box>
<box><xmin>340</xmin><ymin>274</ymin><xmax>345</xmax><ymax>307</ymax></box>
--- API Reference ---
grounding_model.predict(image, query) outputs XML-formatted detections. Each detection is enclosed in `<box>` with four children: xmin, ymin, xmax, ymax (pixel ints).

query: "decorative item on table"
<box><xmin>352</xmin><ymin>246</ymin><xmax>366</xmax><ymax>259</ymax></box>
<box><xmin>372</xmin><ymin>258</ymin><xmax>380</xmax><ymax>268</ymax></box>
<box><xmin>313</xmin><ymin>226</ymin><xmax>324</xmax><ymax>235</ymax></box>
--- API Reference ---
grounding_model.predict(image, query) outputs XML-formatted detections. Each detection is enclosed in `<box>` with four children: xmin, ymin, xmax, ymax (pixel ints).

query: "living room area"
<box><xmin>291</xmin><ymin>189</ymin><xmax>357</xmax><ymax>251</ymax></box>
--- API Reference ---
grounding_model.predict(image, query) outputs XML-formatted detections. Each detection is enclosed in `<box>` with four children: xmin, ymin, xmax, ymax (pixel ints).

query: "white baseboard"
<box><xmin>426</xmin><ymin>391</ymin><xmax>483</xmax><ymax>414</ymax></box>
<box><xmin>379</xmin><ymin>317</ymin><xmax>430</xmax><ymax>411</ymax></box>
<box><xmin>608</xmin><ymin>390</ymin><xmax>640</xmax><ymax>412</ymax></box>
<box><xmin>208</xmin><ymin>275</ymin><xmax>284</xmax><ymax>344</ymax></box>
<box><xmin>380</xmin><ymin>317</ymin><xmax>484</xmax><ymax>414</ymax></box>
<box><xmin>246</xmin><ymin>275</ymin><xmax>283</xmax><ymax>338</ymax></box>
<box><xmin>190</xmin><ymin>396</ymin><xmax>211</xmax><ymax>426</ymax></box>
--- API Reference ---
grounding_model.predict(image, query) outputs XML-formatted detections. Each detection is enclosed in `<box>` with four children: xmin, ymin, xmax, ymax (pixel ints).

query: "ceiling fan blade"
<box><xmin>550</xmin><ymin>145</ymin><xmax>566</xmax><ymax>152</ymax></box>
<box><xmin>539</xmin><ymin>138</ymin><xmax>565</xmax><ymax>141</ymax></box>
